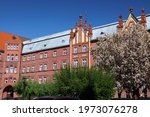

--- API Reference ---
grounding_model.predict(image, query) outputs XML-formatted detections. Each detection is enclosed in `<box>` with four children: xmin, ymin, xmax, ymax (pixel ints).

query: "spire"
<box><xmin>88</xmin><ymin>24</ymin><xmax>93</xmax><ymax>38</ymax></box>
<box><xmin>141</xmin><ymin>8</ymin><xmax>146</xmax><ymax>28</ymax></box>
<box><xmin>79</xmin><ymin>15</ymin><xmax>82</xmax><ymax>28</ymax></box>
<box><xmin>129</xmin><ymin>7</ymin><xmax>133</xmax><ymax>14</ymax></box>
<box><xmin>84</xmin><ymin>20</ymin><xmax>87</xmax><ymax>32</ymax></box>
<box><xmin>70</xmin><ymin>28</ymin><xmax>74</xmax><ymax>39</ymax></box>
<box><xmin>117</xmin><ymin>15</ymin><xmax>123</xmax><ymax>30</ymax></box>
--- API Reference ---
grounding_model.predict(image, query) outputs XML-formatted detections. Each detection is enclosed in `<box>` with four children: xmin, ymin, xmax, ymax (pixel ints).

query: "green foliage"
<box><xmin>14</xmin><ymin>67</ymin><xmax>115</xmax><ymax>100</ymax></box>
<box><xmin>53</xmin><ymin>67</ymin><xmax>115</xmax><ymax>100</ymax></box>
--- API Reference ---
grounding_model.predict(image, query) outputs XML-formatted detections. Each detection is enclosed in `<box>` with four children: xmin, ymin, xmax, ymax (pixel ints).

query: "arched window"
<box><xmin>7</xmin><ymin>54</ymin><xmax>10</xmax><ymax>61</ymax></box>
<box><xmin>15</xmin><ymin>54</ymin><xmax>18</xmax><ymax>61</ymax></box>
<box><xmin>11</xmin><ymin>54</ymin><xmax>14</xmax><ymax>61</ymax></box>
<box><xmin>82</xmin><ymin>45</ymin><xmax>87</xmax><ymax>52</ymax></box>
<box><xmin>10</xmin><ymin>65</ymin><xmax>13</xmax><ymax>73</ymax></box>
<box><xmin>14</xmin><ymin>66</ymin><xmax>17</xmax><ymax>73</ymax></box>
<box><xmin>6</xmin><ymin>66</ymin><xmax>9</xmax><ymax>73</ymax></box>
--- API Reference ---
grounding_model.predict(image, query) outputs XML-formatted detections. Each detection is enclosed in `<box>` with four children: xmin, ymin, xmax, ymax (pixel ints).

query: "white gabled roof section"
<box><xmin>22</xmin><ymin>14</ymin><xmax>150</xmax><ymax>54</ymax></box>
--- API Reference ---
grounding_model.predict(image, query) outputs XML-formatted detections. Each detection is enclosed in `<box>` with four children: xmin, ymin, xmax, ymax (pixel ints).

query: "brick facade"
<box><xmin>0</xmin><ymin>9</ymin><xmax>150</xmax><ymax>99</ymax></box>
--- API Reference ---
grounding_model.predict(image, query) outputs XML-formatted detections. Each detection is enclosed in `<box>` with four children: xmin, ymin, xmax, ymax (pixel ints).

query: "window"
<box><xmin>6</xmin><ymin>66</ymin><xmax>9</xmax><ymax>73</ymax></box>
<box><xmin>10</xmin><ymin>44</ymin><xmax>13</xmax><ymax>50</ymax></box>
<box><xmin>15</xmin><ymin>54</ymin><xmax>18</xmax><ymax>61</ymax></box>
<box><xmin>63</xmin><ymin>49</ymin><xmax>67</xmax><ymax>55</ymax></box>
<box><xmin>82</xmin><ymin>59</ymin><xmax>87</xmax><ymax>66</ymax></box>
<box><xmin>74</xmin><ymin>47</ymin><xmax>78</xmax><ymax>53</ymax></box>
<box><xmin>32</xmin><ymin>55</ymin><xmax>35</xmax><ymax>60</ymax></box>
<box><xmin>7</xmin><ymin>54</ymin><xmax>10</xmax><ymax>61</ymax></box>
<box><xmin>62</xmin><ymin>61</ymin><xmax>67</xmax><ymax>69</ymax></box>
<box><xmin>44</xmin><ymin>64</ymin><xmax>47</xmax><ymax>71</ymax></box>
<box><xmin>82</xmin><ymin>45</ymin><xmax>87</xmax><ymax>52</ymax></box>
<box><xmin>22</xmin><ymin>67</ymin><xmax>26</xmax><ymax>73</ymax></box>
<box><xmin>11</xmin><ymin>54</ymin><xmax>14</xmax><ymax>61</ymax></box>
<box><xmin>43</xmin><ymin>77</ymin><xmax>47</xmax><ymax>83</ymax></box>
<box><xmin>13</xmin><ymin>78</ymin><xmax>16</xmax><ymax>83</ymax></box>
<box><xmin>39</xmin><ymin>65</ymin><xmax>43</xmax><ymax>71</ymax></box>
<box><xmin>53</xmin><ymin>62</ymin><xmax>57</xmax><ymax>70</ymax></box>
<box><xmin>16</xmin><ymin>44</ymin><xmax>19</xmax><ymax>50</ymax></box>
<box><xmin>27</xmin><ymin>55</ymin><xmax>30</xmax><ymax>61</ymax></box>
<box><xmin>40</xmin><ymin>53</ymin><xmax>43</xmax><ymax>59</ymax></box>
<box><xmin>14</xmin><ymin>66</ymin><xmax>17</xmax><ymax>73</ymax></box>
<box><xmin>10</xmin><ymin>65</ymin><xmax>13</xmax><ymax>73</ymax></box>
<box><xmin>27</xmin><ymin>66</ymin><xmax>30</xmax><ymax>72</ymax></box>
<box><xmin>7</xmin><ymin>44</ymin><xmax>10</xmax><ymax>50</ymax></box>
<box><xmin>31</xmin><ymin>66</ymin><xmax>35</xmax><ymax>72</ymax></box>
<box><xmin>23</xmin><ymin>56</ymin><xmax>26</xmax><ymax>61</ymax></box>
<box><xmin>53</xmin><ymin>51</ymin><xmax>57</xmax><ymax>57</ymax></box>
<box><xmin>74</xmin><ymin>60</ymin><xmax>78</xmax><ymax>67</ymax></box>
<box><xmin>5</xmin><ymin>78</ymin><xmax>8</xmax><ymax>83</ymax></box>
<box><xmin>39</xmin><ymin>77</ymin><xmax>42</xmax><ymax>84</ymax></box>
<box><xmin>44</xmin><ymin>53</ymin><xmax>48</xmax><ymax>58</ymax></box>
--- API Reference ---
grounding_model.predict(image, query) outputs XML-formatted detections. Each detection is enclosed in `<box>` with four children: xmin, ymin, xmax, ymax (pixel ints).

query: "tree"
<box><xmin>92</xmin><ymin>24</ymin><xmax>150</xmax><ymax>99</ymax></box>
<box><xmin>53</xmin><ymin>66</ymin><xmax>115</xmax><ymax>99</ymax></box>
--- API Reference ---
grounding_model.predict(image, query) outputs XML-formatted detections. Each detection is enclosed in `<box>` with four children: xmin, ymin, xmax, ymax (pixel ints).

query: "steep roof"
<box><xmin>22</xmin><ymin>14</ymin><xmax>150</xmax><ymax>54</ymax></box>
<box><xmin>0</xmin><ymin>32</ymin><xmax>28</xmax><ymax>51</ymax></box>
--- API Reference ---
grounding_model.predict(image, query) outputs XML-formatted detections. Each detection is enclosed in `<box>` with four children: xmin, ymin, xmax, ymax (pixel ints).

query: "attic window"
<box><xmin>29</xmin><ymin>47</ymin><xmax>32</xmax><ymax>50</ymax></box>
<box><xmin>44</xmin><ymin>44</ymin><xmax>47</xmax><ymax>47</ymax></box>
<box><xmin>12</xmin><ymin>36</ymin><xmax>16</xmax><ymax>40</ymax></box>
<box><xmin>100</xmin><ymin>32</ymin><xmax>104</xmax><ymax>35</ymax></box>
<box><xmin>62</xmin><ymin>40</ymin><xmax>65</xmax><ymax>43</ymax></box>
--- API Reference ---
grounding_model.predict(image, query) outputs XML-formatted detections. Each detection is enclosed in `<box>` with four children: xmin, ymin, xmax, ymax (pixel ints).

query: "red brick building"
<box><xmin>0</xmin><ymin>9</ymin><xmax>150</xmax><ymax>99</ymax></box>
<box><xmin>0</xmin><ymin>32</ymin><xmax>27</xmax><ymax>99</ymax></box>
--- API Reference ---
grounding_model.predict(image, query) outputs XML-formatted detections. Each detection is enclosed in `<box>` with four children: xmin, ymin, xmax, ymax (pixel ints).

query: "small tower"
<box><xmin>141</xmin><ymin>8</ymin><xmax>147</xmax><ymax>29</ymax></box>
<box><xmin>117</xmin><ymin>15</ymin><xmax>123</xmax><ymax>31</ymax></box>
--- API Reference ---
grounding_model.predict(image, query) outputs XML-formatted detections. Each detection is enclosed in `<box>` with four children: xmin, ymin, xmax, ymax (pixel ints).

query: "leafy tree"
<box><xmin>92</xmin><ymin>24</ymin><xmax>150</xmax><ymax>99</ymax></box>
<box><xmin>53</xmin><ymin>67</ymin><xmax>115</xmax><ymax>99</ymax></box>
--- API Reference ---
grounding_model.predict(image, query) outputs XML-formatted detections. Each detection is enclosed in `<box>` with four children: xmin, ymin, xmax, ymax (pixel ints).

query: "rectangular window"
<box><xmin>40</xmin><ymin>53</ymin><xmax>43</xmax><ymax>59</ymax></box>
<box><xmin>82</xmin><ymin>59</ymin><xmax>87</xmax><ymax>66</ymax></box>
<box><xmin>53</xmin><ymin>51</ymin><xmax>57</xmax><ymax>57</ymax></box>
<box><xmin>74</xmin><ymin>47</ymin><xmax>78</xmax><ymax>53</ymax></box>
<box><xmin>27</xmin><ymin>55</ymin><xmax>30</xmax><ymax>61</ymax></box>
<box><xmin>11</xmin><ymin>54</ymin><xmax>14</xmax><ymax>61</ymax></box>
<box><xmin>23</xmin><ymin>56</ymin><xmax>26</xmax><ymax>61</ymax></box>
<box><xmin>39</xmin><ymin>77</ymin><xmax>42</xmax><ymax>84</ymax></box>
<box><xmin>27</xmin><ymin>67</ymin><xmax>30</xmax><ymax>72</ymax></box>
<box><xmin>43</xmin><ymin>77</ymin><xmax>47</xmax><ymax>83</ymax></box>
<box><xmin>63</xmin><ymin>49</ymin><xmax>67</xmax><ymax>55</ymax></box>
<box><xmin>62</xmin><ymin>61</ymin><xmax>67</xmax><ymax>69</ymax></box>
<box><xmin>7</xmin><ymin>44</ymin><xmax>10</xmax><ymax>50</ymax></box>
<box><xmin>32</xmin><ymin>55</ymin><xmax>35</xmax><ymax>60</ymax></box>
<box><xmin>53</xmin><ymin>62</ymin><xmax>57</xmax><ymax>70</ymax></box>
<box><xmin>39</xmin><ymin>65</ymin><xmax>43</xmax><ymax>71</ymax></box>
<box><xmin>22</xmin><ymin>67</ymin><xmax>26</xmax><ymax>73</ymax></box>
<box><xmin>44</xmin><ymin>64</ymin><xmax>47</xmax><ymax>71</ymax></box>
<box><xmin>31</xmin><ymin>66</ymin><xmax>35</xmax><ymax>72</ymax></box>
<box><xmin>74</xmin><ymin>60</ymin><xmax>78</xmax><ymax>67</ymax></box>
<box><xmin>44</xmin><ymin>53</ymin><xmax>48</xmax><ymax>58</ymax></box>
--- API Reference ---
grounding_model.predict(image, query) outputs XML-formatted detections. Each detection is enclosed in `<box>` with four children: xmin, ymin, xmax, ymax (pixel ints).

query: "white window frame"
<box><xmin>74</xmin><ymin>47</ymin><xmax>78</xmax><ymax>53</ymax></box>
<box><xmin>82</xmin><ymin>45</ymin><xmax>87</xmax><ymax>52</ymax></box>
<box><xmin>53</xmin><ymin>62</ymin><xmax>57</xmax><ymax>70</ymax></box>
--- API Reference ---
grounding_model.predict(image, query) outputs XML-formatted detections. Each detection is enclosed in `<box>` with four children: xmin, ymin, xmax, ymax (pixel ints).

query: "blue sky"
<box><xmin>0</xmin><ymin>0</ymin><xmax>149</xmax><ymax>38</ymax></box>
